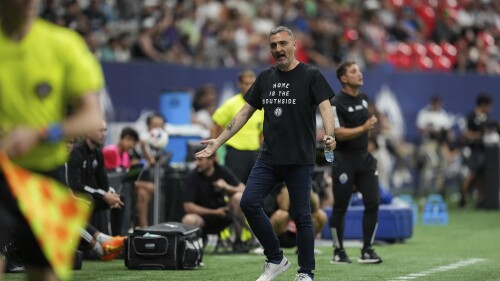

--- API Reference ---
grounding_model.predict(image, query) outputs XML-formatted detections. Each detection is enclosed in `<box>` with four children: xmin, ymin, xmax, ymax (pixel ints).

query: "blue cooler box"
<box><xmin>322</xmin><ymin>205</ymin><xmax>413</xmax><ymax>241</ymax></box>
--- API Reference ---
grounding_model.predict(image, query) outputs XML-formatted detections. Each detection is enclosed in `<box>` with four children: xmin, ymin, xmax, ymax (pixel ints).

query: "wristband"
<box><xmin>40</xmin><ymin>123</ymin><xmax>64</xmax><ymax>143</ymax></box>
<box><xmin>325</xmin><ymin>133</ymin><xmax>335</xmax><ymax>139</ymax></box>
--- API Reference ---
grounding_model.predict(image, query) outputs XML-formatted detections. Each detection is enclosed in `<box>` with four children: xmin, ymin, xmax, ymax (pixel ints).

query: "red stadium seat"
<box><xmin>440</xmin><ymin>42</ymin><xmax>457</xmax><ymax>64</ymax></box>
<box><xmin>411</xmin><ymin>42</ymin><xmax>427</xmax><ymax>57</ymax></box>
<box><xmin>390</xmin><ymin>0</ymin><xmax>412</xmax><ymax>7</ymax></box>
<box><xmin>434</xmin><ymin>56</ymin><xmax>452</xmax><ymax>72</ymax></box>
<box><xmin>478</xmin><ymin>32</ymin><xmax>495</xmax><ymax>47</ymax></box>
<box><xmin>426</xmin><ymin>42</ymin><xmax>443</xmax><ymax>58</ymax></box>
<box><xmin>397</xmin><ymin>42</ymin><xmax>412</xmax><ymax>57</ymax></box>
<box><xmin>343</xmin><ymin>29</ymin><xmax>359</xmax><ymax>42</ymax></box>
<box><xmin>394</xmin><ymin>52</ymin><xmax>413</xmax><ymax>70</ymax></box>
<box><xmin>415</xmin><ymin>55</ymin><xmax>433</xmax><ymax>71</ymax></box>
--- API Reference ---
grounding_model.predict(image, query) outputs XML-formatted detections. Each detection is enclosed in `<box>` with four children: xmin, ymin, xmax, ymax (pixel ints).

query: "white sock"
<box><xmin>95</xmin><ymin>232</ymin><xmax>112</xmax><ymax>244</ymax></box>
<box><xmin>92</xmin><ymin>241</ymin><xmax>104</xmax><ymax>256</ymax></box>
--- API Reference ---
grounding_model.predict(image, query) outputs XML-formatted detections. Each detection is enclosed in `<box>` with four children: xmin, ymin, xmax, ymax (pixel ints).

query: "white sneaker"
<box><xmin>256</xmin><ymin>257</ymin><xmax>291</xmax><ymax>281</ymax></box>
<box><xmin>294</xmin><ymin>273</ymin><xmax>313</xmax><ymax>281</ymax></box>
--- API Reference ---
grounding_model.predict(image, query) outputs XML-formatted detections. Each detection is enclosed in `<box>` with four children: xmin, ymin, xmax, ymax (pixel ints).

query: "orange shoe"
<box><xmin>100</xmin><ymin>236</ymin><xmax>126</xmax><ymax>261</ymax></box>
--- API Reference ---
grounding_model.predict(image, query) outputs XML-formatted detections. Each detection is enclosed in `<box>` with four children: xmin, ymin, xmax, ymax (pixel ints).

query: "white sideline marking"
<box><xmin>387</xmin><ymin>258</ymin><xmax>485</xmax><ymax>281</ymax></box>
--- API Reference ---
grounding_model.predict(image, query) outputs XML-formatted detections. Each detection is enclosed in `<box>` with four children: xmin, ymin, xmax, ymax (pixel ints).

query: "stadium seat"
<box><xmin>434</xmin><ymin>56</ymin><xmax>452</xmax><ymax>72</ymax></box>
<box><xmin>411</xmin><ymin>42</ymin><xmax>427</xmax><ymax>57</ymax></box>
<box><xmin>389</xmin><ymin>51</ymin><xmax>413</xmax><ymax>71</ymax></box>
<box><xmin>441</xmin><ymin>42</ymin><xmax>457</xmax><ymax>64</ymax></box>
<box><xmin>397</xmin><ymin>42</ymin><xmax>412</xmax><ymax>57</ymax></box>
<box><xmin>415</xmin><ymin>55</ymin><xmax>433</xmax><ymax>71</ymax></box>
<box><xmin>426</xmin><ymin>42</ymin><xmax>443</xmax><ymax>58</ymax></box>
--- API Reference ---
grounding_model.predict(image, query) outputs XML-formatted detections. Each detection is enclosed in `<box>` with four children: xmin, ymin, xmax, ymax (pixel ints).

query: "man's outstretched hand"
<box><xmin>195</xmin><ymin>139</ymin><xmax>220</xmax><ymax>158</ymax></box>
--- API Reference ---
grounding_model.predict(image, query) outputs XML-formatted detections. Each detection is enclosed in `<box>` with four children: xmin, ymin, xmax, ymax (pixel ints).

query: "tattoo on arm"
<box><xmin>226</xmin><ymin>118</ymin><xmax>236</xmax><ymax>132</ymax></box>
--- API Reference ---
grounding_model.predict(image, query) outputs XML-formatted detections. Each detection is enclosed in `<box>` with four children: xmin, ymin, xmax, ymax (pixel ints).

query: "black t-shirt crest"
<box><xmin>245</xmin><ymin>63</ymin><xmax>335</xmax><ymax>165</ymax></box>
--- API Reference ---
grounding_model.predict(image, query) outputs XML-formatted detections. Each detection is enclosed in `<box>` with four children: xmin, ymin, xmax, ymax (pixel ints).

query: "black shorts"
<box><xmin>201</xmin><ymin>214</ymin><xmax>233</xmax><ymax>235</ymax></box>
<box><xmin>138</xmin><ymin>168</ymin><xmax>152</xmax><ymax>182</ymax></box>
<box><xmin>0</xmin><ymin>167</ymin><xmax>65</xmax><ymax>268</ymax></box>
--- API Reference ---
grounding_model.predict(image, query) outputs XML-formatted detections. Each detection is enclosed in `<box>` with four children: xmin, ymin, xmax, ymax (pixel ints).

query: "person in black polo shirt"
<box><xmin>329</xmin><ymin>61</ymin><xmax>382</xmax><ymax>265</ymax></box>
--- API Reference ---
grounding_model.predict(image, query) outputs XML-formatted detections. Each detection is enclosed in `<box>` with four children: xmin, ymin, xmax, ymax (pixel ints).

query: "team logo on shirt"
<box><xmin>274</xmin><ymin>107</ymin><xmax>283</xmax><ymax>117</ymax></box>
<box><xmin>348</xmin><ymin>106</ymin><xmax>354</xmax><ymax>112</ymax></box>
<box><xmin>339</xmin><ymin>173</ymin><xmax>348</xmax><ymax>184</ymax></box>
<box><xmin>362</xmin><ymin>99</ymin><xmax>368</xmax><ymax>108</ymax></box>
<box><xmin>34</xmin><ymin>82</ymin><xmax>52</xmax><ymax>99</ymax></box>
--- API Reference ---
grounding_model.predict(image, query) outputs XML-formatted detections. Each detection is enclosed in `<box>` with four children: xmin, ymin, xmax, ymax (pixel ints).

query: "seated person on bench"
<box><xmin>181</xmin><ymin>152</ymin><xmax>249</xmax><ymax>252</ymax></box>
<box><xmin>66</xmin><ymin>137</ymin><xmax>125</xmax><ymax>261</ymax></box>
<box><xmin>67</xmin><ymin>120</ymin><xmax>125</xmax><ymax>235</ymax></box>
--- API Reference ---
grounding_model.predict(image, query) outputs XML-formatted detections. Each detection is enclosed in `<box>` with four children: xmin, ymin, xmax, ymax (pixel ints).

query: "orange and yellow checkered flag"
<box><xmin>0</xmin><ymin>152</ymin><xmax>91</xmax><ymax>280</ymax></box>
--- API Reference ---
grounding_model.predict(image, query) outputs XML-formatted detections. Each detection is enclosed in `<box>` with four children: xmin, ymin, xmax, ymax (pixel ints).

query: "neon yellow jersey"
<box><xmin>212</xmin><ymin>93</ymin><xmax>264</xmax><ymax>151</ymax></box>
<box><xmin>0</xmin><ymin>19</ymin><xmax>104</xmax><ymax>171</ymax></box>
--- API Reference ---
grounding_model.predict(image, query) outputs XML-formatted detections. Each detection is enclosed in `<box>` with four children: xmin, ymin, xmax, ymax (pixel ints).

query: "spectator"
<box><xmin>181</xmin><ymin>151</ymin><xmax>248</xmax><ymax>252</ymax></box>
<box><xmin>131</xmin><ymin>13</ymin><xmax>173</xmax><ymax>62</ymax></box>
<box><xmin>102</xmin><ymin>127</ymin><xmax>139</xmax><ymax>172</ymax></box>
<box><xmin>139</xmin><ymin>112</ymin><xmax>167</xmax><ymax>166</ymax></box>
<box><xmin>211</xmin><ymin>70</ymin><xmax>263</xmax><ymax>184</ymax></box>
<box><xmin>40</xmin><ymin>0</ymin><xmax>62</xmax><ymax>24</ymax></box>
<box><xmin>98</xmin><ymin>33</ymin><xmax>131</xmax><ymax>62</ymax></box>
<box><xmin>103</xmin><ymin>127</ymin><xmax>155</xmax><ymax>228</ymax></box>
<box><xmin>63</xmin><ymin>0</ymin><xmax>88</xmax><ymax>32</ymax></box>
<box><xmin>192</xmin><ymin>83</ymin><xmax>218</xmax><ymax>130</ymax></box>
<box><xmin>83</xmin><ymin>0</ymin><xmax>108</xmax><ymax>32</ymax></box>
<box><xmin>32</xmin><ymin>0</ymin><xmax>500</xmax><ymax>74</ymax></box>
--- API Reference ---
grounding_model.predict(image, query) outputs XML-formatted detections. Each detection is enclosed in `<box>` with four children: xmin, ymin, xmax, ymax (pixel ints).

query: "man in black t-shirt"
<box><xmin>459</xmin><ymin>94</ymin><xmax>495</xmax><ymax>208</ymax></box>
<box><xmin>195</xmin><ymin>26</ymin><xmax>336</xmax><ymax>281</ymax></box>
<box><xmin>181</xmin><ymin>153</ymin><xmax>247</xmax><ymax>251</ymax></box>
<box><xmin>329</xmin><ymin>61</ymin><xmax>382</xmax><ymax>265</ymax></box>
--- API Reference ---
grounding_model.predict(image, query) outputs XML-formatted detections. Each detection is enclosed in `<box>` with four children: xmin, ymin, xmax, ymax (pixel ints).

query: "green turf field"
<box><xmin>5</xmin><ymin>206</ymin><xmax>500</xmax><ymax>281</ymax></box>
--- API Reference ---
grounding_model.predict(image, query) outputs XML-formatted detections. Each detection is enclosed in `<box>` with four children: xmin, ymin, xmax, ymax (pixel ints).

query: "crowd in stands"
<box><xmin>39</xmin><ymin>0</ymin><xmax>500</xmax><ymax>73</ymax></box>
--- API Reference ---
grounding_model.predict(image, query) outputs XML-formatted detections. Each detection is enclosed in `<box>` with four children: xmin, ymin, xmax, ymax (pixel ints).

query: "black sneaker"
<box><xmin>358</xmin><ymin>247</ymin><xmax>383</xmax><ymax>264</ymax></box>
<box><xmin>330</xmin><ymin>248</ymin><xmax>352</xmax><ymax>264</ymax></box>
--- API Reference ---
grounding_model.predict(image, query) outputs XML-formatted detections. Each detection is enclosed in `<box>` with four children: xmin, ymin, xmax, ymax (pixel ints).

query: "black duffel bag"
<box><xmin>125</xmin><ymin>222</ymin><xmax>203</xmax><ymax>270</ymax></box>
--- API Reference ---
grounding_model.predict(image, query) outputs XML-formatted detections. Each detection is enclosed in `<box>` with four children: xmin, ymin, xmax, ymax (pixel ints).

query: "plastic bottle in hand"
<box><xmin>324</xmin><ymin>146</ymin><xmax>334</xmax><ymax>163</ymax></box>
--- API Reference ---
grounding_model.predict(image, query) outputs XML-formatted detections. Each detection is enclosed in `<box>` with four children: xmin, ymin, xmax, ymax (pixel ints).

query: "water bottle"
<box><xmin>324</xmin><ymin>147</ymin><xmax>334</xmax><ymax>163</ymax></box>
